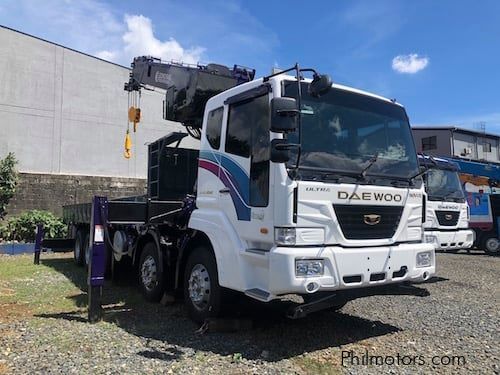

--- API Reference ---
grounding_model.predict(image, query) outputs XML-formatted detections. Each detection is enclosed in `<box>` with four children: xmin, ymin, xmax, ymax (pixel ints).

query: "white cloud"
<box><xmin>95</xmin><ymin>50</ymin><xmax>117</xmax><ymax>61</ymax></box>
<box><xmin>392</xmin><ymin>54</ymin><xmax>429</xmax><ymax>74</ymax></box>
<box><xmin>0</xmin><ymin>1</ymin><xmax>205</xmax><ymax>66</ymax></box>
<box><xmin>121</xmin><ymin>15</ymin><xmax>205</xmax><ymax>64</ymax></box>
<box><xmin>3</xmin><ymin>0</ymin><xmax>124</xmax><ymax>54</ymax></box>
<box><xmin>92</xmin><ymin>14</ymin><xmax>205</xmax><ymax>65</ymax></box>
<box><xmin>0</xmin><ymin>0</ymin><xmax>278</xmax><ymax>73</ymax></box>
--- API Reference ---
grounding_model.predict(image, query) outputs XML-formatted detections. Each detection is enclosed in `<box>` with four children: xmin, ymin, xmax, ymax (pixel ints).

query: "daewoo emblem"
<box><xmin>445</xmin><ymin>214</ymin><xmax>453</xmax><ymax>220</ymax></box>
<box><xmin>364</xmin><ymin>214</ymin><xmax>381</xmax><ymax>225</ymax></box>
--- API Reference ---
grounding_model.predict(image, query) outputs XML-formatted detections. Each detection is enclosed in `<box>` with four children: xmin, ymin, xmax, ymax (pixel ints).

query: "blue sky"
<box><xmin>1</xmin><ymin>0</ymin><xmax>499</xmax><ymax>134</ymax></box>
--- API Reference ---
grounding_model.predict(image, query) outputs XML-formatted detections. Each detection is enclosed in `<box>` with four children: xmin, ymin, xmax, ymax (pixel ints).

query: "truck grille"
<box><xmin>435</xmin><ymin>210</ymin><xmax>460</xmax><ymax>226</ymax></box>
<box><xmin>333</xmin><ymin>204</ymin><xmax>403</xmax><ymax>240</ymax></box>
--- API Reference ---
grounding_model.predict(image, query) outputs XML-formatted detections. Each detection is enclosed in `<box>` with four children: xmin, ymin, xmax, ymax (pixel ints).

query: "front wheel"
<box><xmin>184</xmin><ymin>247</ymin><xmax>222</xmax><ymax>323</ymax></box>
<box><xmin>483</xmin><ymin>235</ymin><xmax>500</xmax><ymax>255</ymax></box>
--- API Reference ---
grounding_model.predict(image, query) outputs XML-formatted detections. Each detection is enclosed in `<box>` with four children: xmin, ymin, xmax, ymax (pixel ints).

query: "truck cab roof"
<box><xmin>206</xmin><ymin>74</ymin><xmax>405</xmax><ymax>111</ymax></box>
<box><xmin>418</xmin><ymin>154</ymin><xmax>460</xmax><ymax>171</ymax></box>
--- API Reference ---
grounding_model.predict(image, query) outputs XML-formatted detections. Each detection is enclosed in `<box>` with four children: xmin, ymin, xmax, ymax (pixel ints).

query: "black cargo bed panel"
<box><xmin>64</xmin><ymin>199</ymin><xmax>184</xmax><ymax>225</ymax></box>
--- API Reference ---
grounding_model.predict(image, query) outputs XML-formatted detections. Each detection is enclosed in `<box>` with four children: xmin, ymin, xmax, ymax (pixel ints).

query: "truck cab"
<box><xmin>190</xmin><ymin>73</ymin><xmax>435</xmax><ymax>306</ymax></box>
<box><xmin>419</xmin><ymin>155</ymin><xmax>475</xmax><ymax>252</ymax></box>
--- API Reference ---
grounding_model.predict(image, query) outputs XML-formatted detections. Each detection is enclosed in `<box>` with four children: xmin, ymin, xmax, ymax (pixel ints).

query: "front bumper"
<box><xmin>259</xmin><ymin>243</ymin><xmax>435</xmax><ymax>298</ymax></box>
<box><xmin>424</xmin><ymin>229</ymin><xmax>475</xmax><ymax>251</ymax></box>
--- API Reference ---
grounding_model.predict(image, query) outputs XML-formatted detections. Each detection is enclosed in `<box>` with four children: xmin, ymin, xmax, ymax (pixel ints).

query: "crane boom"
<box><xmin>124</xmin><ymin>56</ymin><xmax>255</xmax><ymax>131</ymax></box>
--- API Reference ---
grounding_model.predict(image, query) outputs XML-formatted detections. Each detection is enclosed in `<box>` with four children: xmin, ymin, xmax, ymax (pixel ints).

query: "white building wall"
<box><xmin>0</xmin><ymin>27</ymin><xmax>198</xmax><ymax>178</ymax></box>
<box><xmin>452</xmin><ymin>132</ymin><xmax>478</xmax><ymax>159</ymax></box>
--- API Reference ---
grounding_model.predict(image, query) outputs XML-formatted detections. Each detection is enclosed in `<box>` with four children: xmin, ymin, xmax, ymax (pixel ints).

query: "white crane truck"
<box><xmin>64</xmin><ymin>57</ymin><xmax>435</xmax><ymax>323</ymax></box>
<box><xmin>418</xmin><ymin>155</ymin><xmax>475</xmax><ymax>252</ymax></box>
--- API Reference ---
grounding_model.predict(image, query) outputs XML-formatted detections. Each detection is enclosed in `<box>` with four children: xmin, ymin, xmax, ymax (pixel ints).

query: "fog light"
<box><xmin>416</xmin><ymin>251</ymin><xmax>433</xmax><ymax>268</ymax></box>
<box><xmin>295</xmin><ymin>259</ymin><xmax>324</xmax><ymax>277</ymax></box>
<box><xmin>275</xmin><ymin>227</ymin><xmax>296</xmax><ymax>245</ymax></box>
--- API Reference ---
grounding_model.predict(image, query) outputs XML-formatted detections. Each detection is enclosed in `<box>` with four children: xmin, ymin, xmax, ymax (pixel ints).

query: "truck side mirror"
<box><xmin>271</xmin><ymin>97</ymin><xmax>298</xmax><ymax>133</ymax></box>
<box><xmin>309</xmin><ymin>74</ymin><xmax>332</xmax><ymax>98</ymax></box>
<box><xmin>271</xmin><ymin>139</ymin><xmax>291</xmax><ymax>163</ymax></box>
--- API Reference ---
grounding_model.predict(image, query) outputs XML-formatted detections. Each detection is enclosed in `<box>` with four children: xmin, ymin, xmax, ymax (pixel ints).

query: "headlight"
<box><xmin>424</xmin><ymin>234</ymin><xmax>437</xmax><ymax>245</ymax></box>
<box><xmin>274</xmin><ymin>227</ymin><xmax>325</xmax><ymax>246</ymax></box>
<box><xmin>416</xmin><ymin>251</ymin><xmax>433</xmax><ymax>268</ymax></box>
<box><xmin>295</xmin><ymin>259</ymin><xmax>324</xmax><ymax>277</ymax></box>
<box><xmin>274</xmin><ymin>227</ymin><xmax>296</xmax><ymax>245</ymax></box>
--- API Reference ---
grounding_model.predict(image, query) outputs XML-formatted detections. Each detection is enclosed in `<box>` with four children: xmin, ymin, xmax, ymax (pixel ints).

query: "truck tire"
<box><xmin>184</xmin><ymin>247</ymin><xmax>222</xmax><ymax>323</ymax></box>
<box><xmin>73</xmin><ymin>229</ymin><xmax>85</xmax><ymax>266</ymax></box>
<box><xmin>83</xmin><ymin>232</ymin><xmax>90</xmax><ymax>268</ymax></box>
<box><xmin>138</xmin><ymin>242</ymin><xmax>165</xmax><ymax>302</ymax></box>
<box><xmin>483</xmin><ymin>235</ymin><xmax>500</xmax><ymax>255</ymax></box>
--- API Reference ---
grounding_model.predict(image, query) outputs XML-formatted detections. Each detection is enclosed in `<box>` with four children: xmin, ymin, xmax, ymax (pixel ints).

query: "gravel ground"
<box><xmin>0</xmin><ymin>250</ymin><xmax>498</xmax><ymax>374</ymax></box>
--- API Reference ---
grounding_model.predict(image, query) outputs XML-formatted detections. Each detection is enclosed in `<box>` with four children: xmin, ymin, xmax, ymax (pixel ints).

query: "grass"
<box><xmin>0</xmin><ymin>253</ymin><xmax>84</xmax><ymax>317</ymax></box>
<box><xmin>0</xmin><ymin>253</ymin><xmax>136</xmax><ymax>357</ymax></box>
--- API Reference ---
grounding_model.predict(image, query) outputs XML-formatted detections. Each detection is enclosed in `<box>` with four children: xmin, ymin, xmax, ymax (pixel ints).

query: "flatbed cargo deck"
<box><xmin>63</xmin><ymin>197</ymin><xmax>186</xmax><ymax>226</ymax></box>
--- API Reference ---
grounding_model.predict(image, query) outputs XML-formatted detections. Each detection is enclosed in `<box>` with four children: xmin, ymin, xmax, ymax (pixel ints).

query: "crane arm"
<box><xmin>124</xmin><ymin>56</ymin><xmax>255</xmax><ymax>131</ymax></box>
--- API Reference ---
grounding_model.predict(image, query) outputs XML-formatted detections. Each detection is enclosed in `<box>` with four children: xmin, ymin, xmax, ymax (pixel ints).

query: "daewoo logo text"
<box><xmin>338</xmin><ymin>191</ymin><xmax>403</xmax><ymax>202</ymax></box>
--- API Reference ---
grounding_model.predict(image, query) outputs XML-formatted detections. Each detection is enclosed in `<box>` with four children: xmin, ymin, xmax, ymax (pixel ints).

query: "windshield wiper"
<box><xmin>359</xmin><ymin>153</ymin><xmax>379</xmax><ymax>179</ymax></box>
<box><xmin>311</xmin><ymin>173</ymin><xmax>344</xmax><ymax>183</ymax></box>
<box><xmin>408</xmin><ymin>168</ymin><xmax>428</xmax><ymax>184</ymax></box>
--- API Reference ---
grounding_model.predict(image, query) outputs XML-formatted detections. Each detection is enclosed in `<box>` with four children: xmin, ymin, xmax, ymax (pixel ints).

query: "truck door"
<box><xmin>217</xmin><ymin>90</ymin><xmax>274</xmax><ymax>250</ymax></box>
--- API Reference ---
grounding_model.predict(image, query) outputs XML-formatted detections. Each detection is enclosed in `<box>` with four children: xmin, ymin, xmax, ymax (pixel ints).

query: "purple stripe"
<box><xmin>198</xmin><ymin>159</ymin><xmax>251</xmax><ymax>221</ymax></box>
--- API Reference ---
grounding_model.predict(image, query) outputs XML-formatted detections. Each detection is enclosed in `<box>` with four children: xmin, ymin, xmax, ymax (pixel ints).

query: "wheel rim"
<box><xmin>188</xmin><ymin>264</ymin><xmax>211</xmax><ymax>311</ymax></box>
<box><xmin>485</xmin><ymin>238</ymin><xmax>499</xmax><ymax>252</ymax></box>
<box><xmin>141</xmin><ymin>255</ymin><xmax>158</xmax><ymax>292</ymax></box>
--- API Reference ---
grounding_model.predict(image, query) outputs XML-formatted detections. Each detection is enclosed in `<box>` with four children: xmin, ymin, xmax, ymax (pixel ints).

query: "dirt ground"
<box><xmin>0</xmin><ymin>251</ymin><xmax>498</xmax><ymax>374</ymax></box>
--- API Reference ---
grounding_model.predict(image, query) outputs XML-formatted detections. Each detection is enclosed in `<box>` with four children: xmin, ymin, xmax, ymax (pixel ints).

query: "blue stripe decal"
<box><xmin>199</xmin><ymin>150</ymin><xmax>251</xmax><ymax>221</ymax></box>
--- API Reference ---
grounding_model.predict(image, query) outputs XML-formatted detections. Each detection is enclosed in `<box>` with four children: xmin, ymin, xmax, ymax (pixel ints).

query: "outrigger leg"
<box><xmin>88</xmin><ymin>196</ymin><xmax>108</xmax><ymax>323</ymax></box>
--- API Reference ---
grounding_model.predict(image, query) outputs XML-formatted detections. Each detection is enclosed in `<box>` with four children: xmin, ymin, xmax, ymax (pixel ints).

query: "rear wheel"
<box><xmin>83</xmin><ymin>233</ymin><xmax>90</xmax><ymax>268</ymax></box>
<box><xmin>184</xmin><ymin>247</ymin><xmax>222</xmax><ymax>323</ymax></box>
<box><xmin>73</xmin><ymin>229</ymin><xmax>85</xmax><ymax>266</ymax></box>
<box><xmin>138</xmin><ymin>242</ymin><xmax>165</xmax><ymax>301</ymax></box>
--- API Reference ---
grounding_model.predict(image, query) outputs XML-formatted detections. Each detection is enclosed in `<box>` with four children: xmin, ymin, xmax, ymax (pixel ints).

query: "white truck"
<box><xmin>64</xmin><ymin>58</ymin><xmax>435</xmax><ymax>323</ymax></box>
<box><xmin>419</xmin><ymin>155</ymin><xmax>474</xmax><ymax>252</ymax></box>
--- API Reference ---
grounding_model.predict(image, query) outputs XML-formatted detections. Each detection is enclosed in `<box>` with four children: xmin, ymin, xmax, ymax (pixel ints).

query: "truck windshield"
<box><xmin>425</xmin><ymin>168</ymin><xmax>465</xmax><ymax>202</ymax></box>
<box><xmin>283</xmin><ymin>81</ymin><xmax>419</xmax><ymax>182</ymax></box>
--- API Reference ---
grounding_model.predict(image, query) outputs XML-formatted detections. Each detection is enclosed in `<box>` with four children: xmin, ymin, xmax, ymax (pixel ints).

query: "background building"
<box><xmin>412</xmin><ymin>126</ymin><xmax>500</xmax><ymax>164</ymax></box>
<box><xmin>0</xmin><ymin>26</ymin><xmax>198</xmax><ymax>216</ymax></box>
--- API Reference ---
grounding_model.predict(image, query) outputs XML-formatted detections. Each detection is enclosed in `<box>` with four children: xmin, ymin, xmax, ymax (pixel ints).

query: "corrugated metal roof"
<box><xmin>412</xmin><ymin>125</ymin><xmax>499</xmax><ymax>139</ymax></box>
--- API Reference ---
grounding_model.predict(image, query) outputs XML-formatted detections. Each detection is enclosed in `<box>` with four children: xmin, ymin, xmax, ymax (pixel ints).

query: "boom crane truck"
<box><xmin>64</xmin><ymin>56</ymin><xmax>435</xmax><ymax>323</ymax></box>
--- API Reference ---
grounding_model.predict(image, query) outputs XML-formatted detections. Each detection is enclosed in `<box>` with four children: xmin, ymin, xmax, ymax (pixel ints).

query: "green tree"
<box><xmin>0</xmin><ymin>152</ymin><xmax>18</xmax><ymax>219</ymax></box>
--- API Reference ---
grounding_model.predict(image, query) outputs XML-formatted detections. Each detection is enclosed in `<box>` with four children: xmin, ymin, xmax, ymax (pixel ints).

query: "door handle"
<box><xmin>219</xmin><ymin>188</ymin><xmax>230</xmax><ymax>194</ymax></box>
